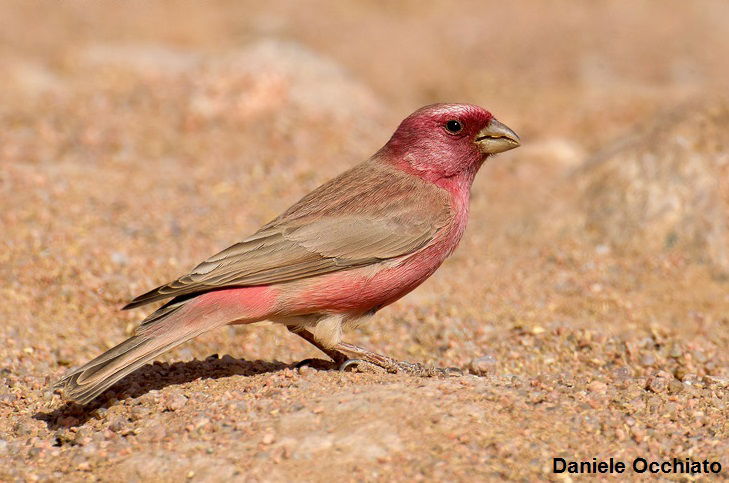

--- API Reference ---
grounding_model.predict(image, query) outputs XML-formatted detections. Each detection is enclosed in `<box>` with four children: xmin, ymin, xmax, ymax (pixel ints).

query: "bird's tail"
<box><xmin>54</xmin><ymin>326</ymin><xmax>207</xmax><ymax>405</ymax></box>
<box><xmin>54</xmin><ymin>287</ymin><xmax>274</xmax><ymax>404</ymax></box>
<box><xmin>54</xmin><ymin>298</ymin><xmax>224</xmax><ymax>404</ymax></box>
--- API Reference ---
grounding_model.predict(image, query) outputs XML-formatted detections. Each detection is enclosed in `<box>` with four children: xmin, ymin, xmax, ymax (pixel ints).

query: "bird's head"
<box><xmin>381</xmin><ymin>103</ymin><xmax>520</xmax><ymax>180</ymax></box>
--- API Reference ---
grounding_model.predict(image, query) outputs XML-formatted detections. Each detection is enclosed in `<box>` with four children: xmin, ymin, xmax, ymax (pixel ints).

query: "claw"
<box><xmin>339</xmin><ymin>359</ymin><xmax>387</xmax><ymax>373</ymax></box>
<box><xmin>337</xmin><ymin>354</ymin><xmax>463</xmax><ymax>378</ymax></box>
<box><xmin>339</xmin><ymin>359</ymin><xmax>366</xmax><ymax>372</ymax></box>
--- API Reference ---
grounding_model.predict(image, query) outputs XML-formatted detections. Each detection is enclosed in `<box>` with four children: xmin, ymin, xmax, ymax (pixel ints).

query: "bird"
<box><xmin>54</xmin><ymin>103</ymin><xmax>520</xmax><ymax>404</ymax></box>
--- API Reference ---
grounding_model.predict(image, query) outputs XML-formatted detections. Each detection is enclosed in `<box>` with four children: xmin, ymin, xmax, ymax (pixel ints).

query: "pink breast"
<box><xmin>280</xmin><ymin>176</ymin><xmax>471</xmax><ymax>316</ymax></box>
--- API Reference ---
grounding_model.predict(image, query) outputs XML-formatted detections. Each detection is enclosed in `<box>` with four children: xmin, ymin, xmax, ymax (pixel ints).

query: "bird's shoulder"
<box><xmin>266</xmin><ymin>159</ymin><xmax>453</xmax><ymax>228</ymax></box>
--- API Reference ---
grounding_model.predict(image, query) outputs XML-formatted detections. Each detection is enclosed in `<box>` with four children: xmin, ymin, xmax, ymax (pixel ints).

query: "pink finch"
<box><xmin>55</xmin><ymin>103</ymin><xmax>520</xmax><ymax>404</ymax></box>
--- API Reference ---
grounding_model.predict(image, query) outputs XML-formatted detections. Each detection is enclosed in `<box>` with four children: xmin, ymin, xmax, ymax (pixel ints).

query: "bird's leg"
<box><xmin>334</xmin><ymin>342</ymin><xmax>462</xmax><ymax>377</ymax></box>
<box><xmin>286</xmin><ymin>326</ymin><xmax>349</xmax><ymax>366</ymax></box>
<box><xmin>286</xmin><ymin>326</ymin><xmax>461</xmax><ymax>377</ymax></box>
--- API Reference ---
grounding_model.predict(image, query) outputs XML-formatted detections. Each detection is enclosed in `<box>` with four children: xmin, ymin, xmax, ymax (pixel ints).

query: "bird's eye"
<box><xmin>445</xmin><ymin>120</ymin><xmax>463</xmax><ymax>134</ymax></box>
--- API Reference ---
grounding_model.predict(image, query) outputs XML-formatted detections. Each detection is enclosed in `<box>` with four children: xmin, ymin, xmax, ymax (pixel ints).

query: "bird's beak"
<box><xmin>475</xmin><ymin>119</ymin><xmax>520</xmax><ymax>154</ymax></box>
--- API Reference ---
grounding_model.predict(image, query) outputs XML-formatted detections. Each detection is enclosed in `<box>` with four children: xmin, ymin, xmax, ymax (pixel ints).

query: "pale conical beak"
<box><xmin>476</xmin><ymin>119</ymin><xmax>520</xmax><ymax>154</ymax></box>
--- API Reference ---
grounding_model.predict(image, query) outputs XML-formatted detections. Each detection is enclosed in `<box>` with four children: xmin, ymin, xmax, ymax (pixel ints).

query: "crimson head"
<box><xmin>381</xmin><ymin>103</ymin><xmax>520</xmax><ymax>179</ymax></box>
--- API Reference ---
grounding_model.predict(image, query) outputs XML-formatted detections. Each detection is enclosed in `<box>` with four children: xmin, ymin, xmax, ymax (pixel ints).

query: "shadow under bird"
<box><xmin>55</xmin><ymin>103</ymin><xmax>520</xmax><ymax>404</ymax></box>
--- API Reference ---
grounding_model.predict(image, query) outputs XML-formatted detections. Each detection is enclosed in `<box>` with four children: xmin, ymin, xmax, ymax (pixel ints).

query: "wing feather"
<box><xmin>123</xmin><ymin>160</ymin><xmax>451</xmax><ymax>309</ymax></box>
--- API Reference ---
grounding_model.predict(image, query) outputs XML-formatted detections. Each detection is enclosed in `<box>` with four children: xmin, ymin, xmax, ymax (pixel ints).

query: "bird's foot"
<box><xmin>339</xmin><ymin>357</ymin><xmax>463</xmax><ymax>377</ymax></box>
<box><xmin>339</xmin><ymin>359</ymin><xmax>382</xmax><ymax>373</ymax></box>
<box><xmin>390</xmin><ymin>361</ymin><xmax>463</xmax><ymax>377</ymax></box>
<box><xmin>287</xmin><ymin>328</ymin><xmax>463</xmax><ymax>377</ymax></box>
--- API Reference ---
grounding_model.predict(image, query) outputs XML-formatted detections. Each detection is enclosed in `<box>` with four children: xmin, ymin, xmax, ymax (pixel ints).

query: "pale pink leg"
<box><xmin>287</xmin><ymin>327</ymin><xmax>462</xmax><ymax>377</ymax></box>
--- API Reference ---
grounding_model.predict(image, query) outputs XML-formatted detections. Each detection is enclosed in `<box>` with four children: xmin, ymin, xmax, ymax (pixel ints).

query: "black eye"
<box><xmin>445</xmin><ymin>120</ymin><xmax>462</xmax><ymax>133</ymax></box>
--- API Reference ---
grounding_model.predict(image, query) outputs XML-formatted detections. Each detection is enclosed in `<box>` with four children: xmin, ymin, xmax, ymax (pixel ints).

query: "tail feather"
<box><xmin>54</xmin><ymin>328</ymin><xmax>206</xmax><ymax>405</ymax></box>
<box><xmin>54</xmin><ymin>287</ymin><xmax>270</xmax><ymax>404</ymax></box>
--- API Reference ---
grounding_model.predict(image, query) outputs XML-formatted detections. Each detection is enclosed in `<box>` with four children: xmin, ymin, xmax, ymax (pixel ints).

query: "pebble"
<box><xmin>108</xmin><ymin>417</ymin><xmax>127</xmax><ymax>433</ymax></box>
<box><xmin>668</xmin><ymin>380</ymin><xmax>684</xmax><ymax>394</ymax></box>
<box><xmin>468</xmin><ymin>355</ymin><xmax>497</xmax><ymax>376</ymax></box>
<box><xmin>587</xmin><ymin>381</ymin><xmax>607</xmax><ymax>394</ymax></box>
<box><xmin>164</xmin><ymin>393</ymin><xmax>189</xmax><ymax>412</ymax></box>
<box><xmin>646</xmin><ymin>375</ymin><xmax>668</xmax><ymax>393</ymax></box>
<box><xmin>703</xmin><ymin>375</ymin><xmax>729</xmax><ymax>387</ymax></box>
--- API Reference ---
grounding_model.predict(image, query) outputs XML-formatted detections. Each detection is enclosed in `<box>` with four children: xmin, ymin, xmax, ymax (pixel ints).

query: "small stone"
<box><xmin>130</xmin><ymin>406</ymin><xmax>152</xmax><ymax>421</ymax></box>
<box><xmin>647</xmin><ymin>376</ymin><xmax>668</xmax><ymax>393</ymax></box>
<box><xmin>668</xmin><ymin>380</ymin><xmax>684</xmax><ymax>394</ymax></box>
<box><xmin>703</xmin><ymin>375</ymin><xmax>729</xmax><ymax>387</ymax></box>
<box><xmin>669</xmin><ymin>344</ymin><xmax>683</xmax><ymax>358</ymax></box>
<box><xmin>468</xmin><ymin>355</ymin><xmax>497</xmax><ymax>376</ymax></box>
<box><xmin>261</xmin><ymin>432</ymin><xmax>275</xmax><ymax>445</ymax></box>
<box><xmin>680</xmin><ymin>373</ymin><xmax>699</xmax><ymax>385</ymax></box>
<box><xmin>108</xmin><ymin>416</ymin><xmax>126</xmax><ymax>432</ymax></box>
<box><xmin>587</xmin><ymin>381</ymin><xmax>607</xmax><ymax>394</ymax></box>
<box><xmin>164</xmin><ymin>393</ymin><xmax>188</xmax><ymax>412</ymax></box>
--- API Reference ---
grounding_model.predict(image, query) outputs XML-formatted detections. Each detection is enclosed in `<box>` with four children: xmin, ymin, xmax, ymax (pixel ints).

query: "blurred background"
<box><xmin>2</xmin><ymin>1</ymin><xmax>729</xmax><ymax>480</ymax></box>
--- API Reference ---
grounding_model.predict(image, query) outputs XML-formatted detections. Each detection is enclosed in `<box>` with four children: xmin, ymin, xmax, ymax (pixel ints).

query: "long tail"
<box><xmin>54</xmin><ymin>287</ymin><xmax>274</xmax><ymax>404</ymax></box>
<box><xmin>54</xmin><ymin>322</ymin><xmax>208</xmax><ymax>405</ymax></box>
<box><xmin>55</xmin><ymin>301</ymin><xmax>220</xmax><ymax>404</ymax></box>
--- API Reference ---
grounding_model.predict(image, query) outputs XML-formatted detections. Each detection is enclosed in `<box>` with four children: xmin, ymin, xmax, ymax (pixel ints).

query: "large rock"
<box><xmin>77</xmin><ymin>39</ymin><xmax>384</xmax><ymax>125</ymax></box>
<box><xmin>580</xmin><ymin>98</ymin><xmax>729</xmax><ymax>270</ymax></box>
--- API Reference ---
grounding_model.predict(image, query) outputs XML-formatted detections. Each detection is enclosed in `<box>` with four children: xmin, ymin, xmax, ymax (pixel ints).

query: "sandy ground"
<box><xmin>2</xmin><ymin>1</ymin><xmax>729</xmax><ymax>481</ymax></box>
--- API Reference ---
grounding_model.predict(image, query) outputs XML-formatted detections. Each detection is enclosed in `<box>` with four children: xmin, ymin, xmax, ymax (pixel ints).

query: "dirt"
<box><xmin>2</xmin><ymin>1</ymin><xmax>729</xmax><ymax>481</ymax></box>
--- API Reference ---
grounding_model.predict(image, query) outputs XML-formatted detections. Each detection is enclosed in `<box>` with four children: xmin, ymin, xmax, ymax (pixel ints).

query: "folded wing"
<box><xmin>124</xmin><ymin>160</ymin><xmax>452</xmax><ymax>309</ymax></box>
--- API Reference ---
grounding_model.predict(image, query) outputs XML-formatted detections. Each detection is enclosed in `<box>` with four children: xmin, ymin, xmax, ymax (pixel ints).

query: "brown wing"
<box><xmin>124</xmin><ymin>160</ymin><xmax>452</xmax><ymax>310</ymax></box>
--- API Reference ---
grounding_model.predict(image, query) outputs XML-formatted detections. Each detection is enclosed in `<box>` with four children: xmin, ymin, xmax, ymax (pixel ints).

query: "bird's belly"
<box><xmin>275</xmin><ymin>193</ymin><xmax>468</xmax><ymax>317</ymax></box>
<box><xmin>278</xmin><ymin>248</ymin><xmax>449</xmax><ymax>316</ymax></box>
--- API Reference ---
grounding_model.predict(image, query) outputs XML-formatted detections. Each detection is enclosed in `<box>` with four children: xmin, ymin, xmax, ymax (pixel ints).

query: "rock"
<box><xmin>202</xmin><ymin>39</ymin><xmax>384</xmax><ymax>122</ymax></box>
<box><xmin>468</xmin><ymin>355</ymin><xmax>498</xmax><ymax>376</ymax></box>
<box><xmin>261</xmin><ymin>431</ymin><xmax>276</xmax><ymax>445</ymax></box>
<box><xmin>163</xmin><ymin>392</ymin><xmax>188</xmax><ymax>412</ymax></box>
<box><xmin>587</xmin><ymin>380</ymin><xmax>607</xmax><ymax>394</ymax></box>
<box><xmin>703</xmin><ymin>375</ymin><xmax>729</xmax><ymax>387</ymax></box>
<box><xmin>646</xmin><ymin>374</ymin><xmax>669</xmax><ymax>393</ymax></box>
<box><xmin>580</xmin><ymin>98</ymin><xmax>729</xmax><ymax>270</ymax></box>
<box><xmin>108</xmin><ymin>417</ymin><xmax>127</xmax><ymax>433</ymax></box>
<box><xmin>668</xmin><ymin>380</ymin><xmax>685</xmax><ymax>394</ymax></box>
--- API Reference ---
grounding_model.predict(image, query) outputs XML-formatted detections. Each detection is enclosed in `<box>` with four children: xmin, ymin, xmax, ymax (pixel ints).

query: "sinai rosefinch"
<box><xmin>55</xmin><ymin>103</ymin><xmax>520</xmax><ymax>404</ymax></box>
